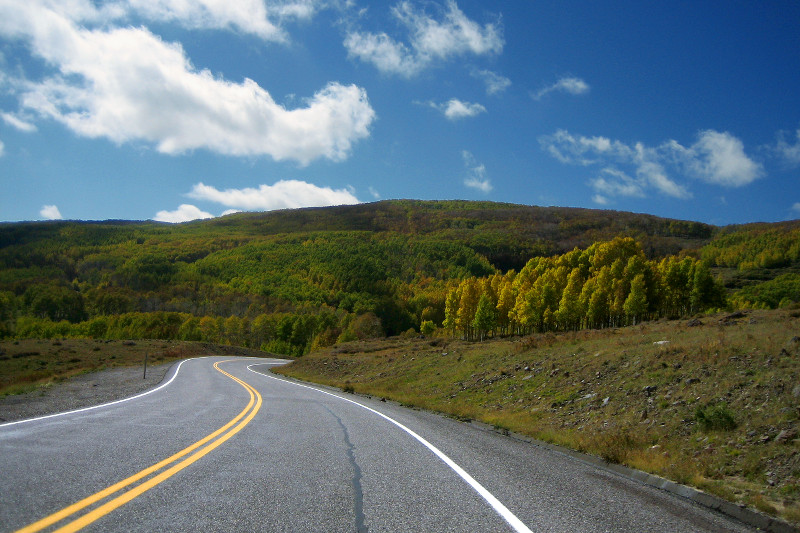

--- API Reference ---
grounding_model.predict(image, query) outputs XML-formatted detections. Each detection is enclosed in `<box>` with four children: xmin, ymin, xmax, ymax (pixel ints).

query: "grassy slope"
<box><xmin>276</xmin><ymin>308</ymin><xmax>800</xmax><ymax>526</ymax></box>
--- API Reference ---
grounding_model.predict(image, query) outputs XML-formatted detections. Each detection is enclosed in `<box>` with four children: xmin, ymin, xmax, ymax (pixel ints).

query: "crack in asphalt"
<box><xmin>323</xmin><ymin>404</ymin><xmax>368</xmax><ymax>533</ymax></box>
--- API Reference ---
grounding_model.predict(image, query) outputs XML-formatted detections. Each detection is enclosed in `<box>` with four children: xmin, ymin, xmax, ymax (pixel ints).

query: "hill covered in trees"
<box><xmin>0</xmin><ymin>200</ymin><xmax>797</xmax><ymax>356</ymax></box>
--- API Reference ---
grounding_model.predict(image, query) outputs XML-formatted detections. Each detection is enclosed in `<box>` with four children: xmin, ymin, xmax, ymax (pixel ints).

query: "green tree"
<box><xmin>623</xmin><ymin>274</ymin><xmax>648</xmax><ymax>325</ymax></box>
<box><xmin>472</xmin><ymin>294</ymin><xmax>497</xmax><ymax>341</ymax></box>
<box><xmin>556</xmin><ymin>267</ymin><xmax>584</xmax><ymax>331</ymax></box>
<box><xmin>443</xmin><ymin>286</ymin><xmax>460</xmax><ymax>335</ymax></box>
<box><xmin>456</xmin><ymin>278</ymin><xmax>480</xmax><ymax>340</ymax></box>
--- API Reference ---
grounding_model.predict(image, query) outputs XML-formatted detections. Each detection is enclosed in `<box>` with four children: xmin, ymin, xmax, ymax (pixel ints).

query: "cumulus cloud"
<box><xmin>40</xmin><ymin>204</ymin><xmax>62</xmax><ymax>219</ymax></box>
<box><xmin>665</xmin><ymin>130</ymin><xmax>764</xmax><ymax>187</ymax></box>
<box><xmin>153</xmin><ymin>204</ymin><xmax>214</xmax><ymax>223</ymax></box>
<box><xmin>0</xmin><ymin>139</ymin><xmax>4</xmax><ymax>157</ymax></box>
<box><xmin>1</xmin><ymin>1</ymin><xmax>375</xmax><ymax>165</ymax></box>
<box><xmin>430</xmin><ymin>98</ymin><xmax>485</xmax><ymax>120</ymax></box>
<box><xmin>541</xmin><ymin>128</ymin><xmax>762</xmax><ymax>202</ymax></box>
<box><xmin>532</xmin><ymin>77</ymin><xmax>589</xmax><ymax>101</ymax></box>
<box><xmin>345</xmin><ymin>1</ymin><xmax>503</xmax><ymax>77</ymax></box>
<box><xmin>471</xmin><ymin>69</ymin><xmax>510</xmax><ymax>95</ymax></box>
<box><xmin>462</xmin><ymin>150</ymin><xmax>492</xmax><ymax>193</ymax></box>
<box><xmin>368</xmin><ymin>186</ymin><xmax>381</xmax><ymax>199</ymax></box>
<box><xmin>187</xmin><ymin>180</ymin><xmax>361</xmax><ymax>210</ymax></box>
<box><xmin>792</xmin><ymin>202</ymin><xmax>800</xmax><ymax>215</ymax></box>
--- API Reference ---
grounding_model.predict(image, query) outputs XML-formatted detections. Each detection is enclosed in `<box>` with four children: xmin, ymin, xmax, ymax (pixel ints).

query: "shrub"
<box><xmin>695</xmin><ymin>402</ymin><xmax>737</xmax><ymax>431</ymax></box>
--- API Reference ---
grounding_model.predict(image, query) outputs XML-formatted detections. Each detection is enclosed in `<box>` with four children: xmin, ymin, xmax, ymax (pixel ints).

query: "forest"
<box><xmin>0</xmin><ymin>200</ymin><xmax>798</xmax><ymax>356</ymax></box>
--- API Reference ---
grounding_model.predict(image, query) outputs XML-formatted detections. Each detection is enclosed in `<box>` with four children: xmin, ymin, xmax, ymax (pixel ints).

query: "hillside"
<box><xmin>277</xmin><ymin>308</ymin><xmax>800</xmax><ymax>527</ymax></box>
<box><xmin>0</xmin><ymin>200</ymin><xmax>798</xmax><ymax>357</ymax></box>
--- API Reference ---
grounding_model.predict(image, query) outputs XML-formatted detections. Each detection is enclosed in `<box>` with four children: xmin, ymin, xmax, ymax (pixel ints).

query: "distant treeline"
<box><xmin>0</xmin><ymin>201</ymin><xmax>798</xmax><ymax>355</ymax></box>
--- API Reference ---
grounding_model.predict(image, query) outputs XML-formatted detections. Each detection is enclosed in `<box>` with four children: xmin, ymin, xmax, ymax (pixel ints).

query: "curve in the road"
<box><xmin>15</xmin><ymin>360</ymin><xmax>261</xmax><ymax>533</ymax></box>
<box><xmin>247</xmin><ymin>363</ymin><xmax>535</xmax><ymax>533</ymax></box>
<box><xmin>0</xmin><ymin>358</ymin><xmax>198</xmax><ymax>429</ymax></box>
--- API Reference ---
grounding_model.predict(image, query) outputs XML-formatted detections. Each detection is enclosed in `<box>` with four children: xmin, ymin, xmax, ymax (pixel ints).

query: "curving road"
<box><xmin>0</xmin><ymin>357</ymin><xmax>756</xmax><ymax>532</ymax></box>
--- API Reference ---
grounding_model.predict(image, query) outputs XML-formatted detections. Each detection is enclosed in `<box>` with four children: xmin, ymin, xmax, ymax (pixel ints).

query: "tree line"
<box><xmin>443</xmin><ymin>237</ymin><xmax>726</xmax><ymax>341</ymax></box>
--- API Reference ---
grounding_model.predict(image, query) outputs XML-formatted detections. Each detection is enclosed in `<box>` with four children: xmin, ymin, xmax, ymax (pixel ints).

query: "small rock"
<box><xmin>685</xmin><ymin>378</ymin><xmax>701</xmax><ymax>385</ymax></box>
<box><xmin>687</xmin><ymin>318</ymin><xmax>703</xmax><ymax>327</ymax></box>
<box><xmin>602</xmin><ymin>397</ymin><xmax>610</xmax><ymax>407</ymax></box>
<box><xmin>792</xmin><ymin>385</ymin><xmax>800</xmax><ymax>398</ymax></box>
<box><xmin>643</xmin><ymin>385</ymin><xmax>657</xmax><ymax>396</ymax></box>
<box><xmin>653</xmin><ymin>340</ymin><xmax>669</xmax><ymax>346</ymax></box>
<box><xmin>776</xmin><ymin>429</ymin><xmax>797</xmax><ymax>444</ymax></box>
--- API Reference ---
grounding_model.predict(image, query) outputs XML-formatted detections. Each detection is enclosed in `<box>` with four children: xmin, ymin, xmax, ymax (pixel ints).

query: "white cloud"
<box><xmin>774</xmin><ymin>128</ymin><xmax>800</xmax><ymax>167</ymax></box>
<box><xmin>122</xmin><ymin>0</ymin><xmax>316</xmax><ymax>42</ymax></box>
<box><xmin>590</xmin><ymin>168</ymin><xmax>645</xmax><ymax>199</ymax></box>
<box><xmin>676</xmin><ymin>130</ymin><xmax>764</xmax><ymax>187</ymax></box>
<box><xmin>471</xmin><ymin>69</ymin><xmax>510</xmax><ymax>95</ymax></box>
<box><xmin>187</xmin><ymin>180</ymin><xmax>361</xmax><ymax>210</ymax></box>
<box><xmin>532</xmin><ymin>77</ymin><xmax>589</xmax><ymax>100</ymax></box>
<box><xmin>368</xmin><ymin>186</ymin><xmax>381</xmax><ymax>199</ymax></box>
<box><xmin>431</xmin><ymin>98</ymin><xmax>485</xmax><ymax>120</ymax></box>
<box><xmin>40</xmin><ymin>204</ymin><xmax>62</xmax><ymax>219</ymax></box>
<box><xmin>0</xmin><ymin>139</ymin><xmax>4</xmax><ymax>157</ymax></box>
<box><xmin>541</xmin><ymin>128</ymin><xmax>760</xmax><ymax>202</ymax></box>
<box><xmin>10</xmin><ymin>0</ymin><xmax>320</xmax><ymax>42</ymax></box>
<box><xmin>462</xmin><ymin>150</ymin><xmax>492</xmax><ymax>193</ymax></box>
<box><xmin>344</xmin><ymin>32</ymin><xmax>423</xmax><ymax>77</ymax></box>
<box><xmin>2</xmin><ymin>1</ymin><xmax>375</xmax><ymax>165</ymax></box>
<box><xmin>1</xmin><ymin>112</ymin><xmax>37</xmax><ymax>132</ymax></box>
<box><xmin>592</xmin><ymin>194</ymin><xmax>609</xmax><ymax>206</ymax></box>
<box><xmin>345</xmin><ymin>1</ymin><xmax>503</xmax><ymax>77</ymax></box>
<box><xmin>153</xmin><ymin>204</ymin><xmax>214</xmax><ymax>223</ymax></box>
<box><xmin>539</xmin><ymin>129</ymin><xmax>633</xmax><ymax>166</ymax></box>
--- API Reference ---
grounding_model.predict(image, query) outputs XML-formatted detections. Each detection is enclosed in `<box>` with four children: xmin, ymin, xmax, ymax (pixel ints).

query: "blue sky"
<box><xmin>1</xmin><ymin>1</ymin><xmax>799</xmax><ymax>225</ymax></box>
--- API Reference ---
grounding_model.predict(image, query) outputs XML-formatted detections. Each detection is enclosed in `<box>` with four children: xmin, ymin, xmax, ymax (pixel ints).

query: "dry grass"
<box><xmin>277</xmin><ymin>309</ymin><xmax>800</xmax><ymax>526</ymax></box>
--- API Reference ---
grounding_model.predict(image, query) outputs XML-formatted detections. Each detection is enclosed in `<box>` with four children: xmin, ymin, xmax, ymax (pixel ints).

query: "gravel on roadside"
<box><xmin>0</xmin><ymin>362</ymin><xmax>176</xmax><ymax>424</ymax></box>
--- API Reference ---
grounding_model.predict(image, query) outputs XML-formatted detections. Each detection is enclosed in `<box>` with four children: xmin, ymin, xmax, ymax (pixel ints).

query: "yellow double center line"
<box><xmin>16</xmin><ymin>360</ymin><xmax>262</xmax><ymax>533</ymax></box>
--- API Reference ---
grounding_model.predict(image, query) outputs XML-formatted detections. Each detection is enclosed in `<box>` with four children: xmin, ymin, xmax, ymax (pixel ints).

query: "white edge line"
<box><xmin>0</xmin><ymin>358</ymin><xmax>200</xmax><ymax>429</ymax></box>
<box><xmin>247</xmin><ymin>364</ymin><xmax>534</xmax><ymax>533</ymax></box>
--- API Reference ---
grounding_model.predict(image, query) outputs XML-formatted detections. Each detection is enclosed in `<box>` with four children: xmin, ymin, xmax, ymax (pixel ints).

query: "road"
<box><xmin>0</xmin><ymin>356</ymin><xmax>757</xmax><ymax>532</ymax></box>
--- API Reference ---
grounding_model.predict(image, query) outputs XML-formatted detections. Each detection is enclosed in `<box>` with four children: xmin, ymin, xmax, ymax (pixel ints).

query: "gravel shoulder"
<box><xmin>0</xmin><ymin>362</ymin><xmax>176</xmax><ymax>424</ymax></box>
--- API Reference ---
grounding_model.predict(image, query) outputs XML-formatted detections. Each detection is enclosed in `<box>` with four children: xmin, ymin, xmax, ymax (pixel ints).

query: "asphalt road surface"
<box><xmin>0</xmin><ymin>356</ymin><xmax>757</xmax><ymax>532</ymax></box>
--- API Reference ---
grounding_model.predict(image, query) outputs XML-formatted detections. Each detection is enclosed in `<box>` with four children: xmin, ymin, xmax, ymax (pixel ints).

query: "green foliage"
<box><xmin>695</xmin><ymin>402</ymin><xmax>738</xmax><ymax>431</ymax></box>
<box><xmin>732</xmin><ymin>273</ymin><xmax>800</xmax><ymax>309</ymax></box>
<box><xmin>420</xmin><ymin>320</ymin><xmax>436</xmax><ymax>335</ymax></box>
<box><xmin>446</xmin><ymin>237</ymin><xmax>727</xmax><ymax>340</ymax></box>
<box><xmin>702</xmin><ymin>222</ymin><xmax>800</xmax><ymax>271</ymax></box>
<box><xmin>472</xmin><ymin>294</ymin><xmax>497</xmax><ymax>341</ymax></box>
<box><xmin>0</xmin><ymin>200</ymin><xmax>791</xmax><ymax>351</ymax></box>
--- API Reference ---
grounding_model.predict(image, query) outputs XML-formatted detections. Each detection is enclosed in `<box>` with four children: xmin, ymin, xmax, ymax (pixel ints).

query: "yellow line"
<box><xmin>15</xmin><ymin>360</ymin><xmax>262</xmax><ymax>533</ymax></box>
